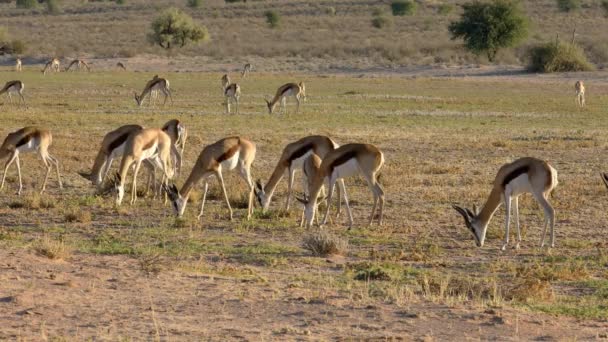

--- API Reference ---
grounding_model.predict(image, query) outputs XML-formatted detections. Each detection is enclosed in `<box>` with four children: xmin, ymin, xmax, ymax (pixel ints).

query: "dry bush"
<box><xmin>528</xmin><ymin>41</ymin><xmax>595</xmax><ymax>72</ymax></box>
<box><xmin>64</xmin><ymin>209</ymin><xmax>92</xmax><ymax>223</ymax></box>
<box><xmin>34</xmin><ymin>236</ymin><xmax>71</xmax><ymax>260</ymax></box>
<box><xmin>515</xmin><ymin>262</ymin><xmax>590</xmax><ymax>282</ymax></box>
<box><xmin>302</xmin><ymin>231</ymin><xmax>348</xmax><ymax>257</ymax></box>
<box><xmin>505</xmin><ymin>278</ymin><xmax>554</xmax><ymax>302</ymax></box>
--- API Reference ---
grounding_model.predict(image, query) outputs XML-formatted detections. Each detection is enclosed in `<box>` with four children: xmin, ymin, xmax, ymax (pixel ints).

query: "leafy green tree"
<box><xmin>265</xmin><ymin>10</ymin><xmax>280</xmax><ymax>28</ymax></box>
<box><xmin>16</xmin><ymin>0</ymin><xmax>37</xmax><ymax>9</ymax></box>
<box><xmin>448</xmin><ymin>0</ymin><xmax>528</xmax><ymax>62</ymax></box>
<box><xmin>556</xmin><ymin>0</ymin><xmax>580</xmax><ymax>12</ymax></box>
<box><xmin>187</xmin><ymin>0</ymin><xmax>201</xmax><ymax>8</ymax></box>
<box><xmin>391</xmin><ymin>1</ymin><xmax>416</xmax><ymax>16</ymax></box>
<box><xmin>147</xmin><ymin>7</ymin><xmax>209</xmax><ymax>49</ymax></box>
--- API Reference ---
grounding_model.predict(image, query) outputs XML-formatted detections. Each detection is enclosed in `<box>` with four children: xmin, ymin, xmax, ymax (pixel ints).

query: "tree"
<box><xmin>264</xmin><ymin>10</ymin><xmax>280</xmax><ymax>28</ymax></box>
<box><xmin>147</xmin><ymin>8</ymin><xmax>209</xmax><ymax>49</ymax></box>
<box><xmin>448</xmin><ymin>0</ymin><xmax>528</xmax><ymax>62</ymax></box>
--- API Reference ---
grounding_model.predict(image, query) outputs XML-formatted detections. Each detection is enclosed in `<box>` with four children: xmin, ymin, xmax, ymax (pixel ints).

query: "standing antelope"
<box><xmin>452</xmin><ymin>157</ymin><xmax>558</xmax><ymax>251</ymax></box>
<box><xmin>575</xmin><ymin>81</ymin><xmax>585</xmax><ymax>108</ymax></box>
<box><xmin>0</xmin><ymin>127</ymin><xmax>62</xmax><ymax>195</ymax></box>
<box><xmin>116</xmin><ymin>62</ymin><xmax>127</xmax><ymax>71</ymax></box>
<box><xmin>15</xmin><ymin>59</ymin><xmax>22</xmax><ymax>72</ymax></box>
<box><xmin>113</xmin><ymin>128</ymin><xmax>174</xmax><ymax>205</ymax></box>
<box><xmin>78</xmin><ymin>124</ymin><xmax>144</xmax><ymax>189</ymax></box>
<box><xmin>221</xmin><ymin>74</ymin><xmax>231</xmax><ymax>92</ymax></box>
<box><xmin>0</xmin><ymin>81</ymin><xmax>26</xmax><ymax>106</ymax></box>
<box><xmin>42</xmin><ymin>58</ymin><xmax>60</xmax><ymax>74</ymax></box>
<box><xmin>161</xmin><ymin>119</ymin><xmax>187</xmax><ymax>175</ymax></box>
<box><xmin>241</xmin><ymin>63</ymin><xmax>252</xmax><ymax>78</ymax></box>
<box><xmin>298</xmin><ymin>143</ymin><xmax>385</xmax><ymax>229</ymax></box>
<box><xmin>265</xmin><ymin>82</ymin><xmax>306</xmax><ymax>114</ymax></box>
<box><xmin>255</xmin><ymin>135</ymin><xmax>339</xmax><ymax>212</ymax></box>
<box><xmin>65</xmin><ymin>59</ymin><xmax>90</xmax><ymax>72</ymax></box>
<box><xmin>134</xmin><ymin>76</ymin><xmax>172</xmax><ymax>107</ymax></box>
<box><xmin>224</xmin><ymin>83</ymin><xmax>241</xmax><ymax>114</ymax></box>
<box><xmin>164</xmin><ymin>137</ymin><xmax>256</xmax><ymax>221</ymax></box>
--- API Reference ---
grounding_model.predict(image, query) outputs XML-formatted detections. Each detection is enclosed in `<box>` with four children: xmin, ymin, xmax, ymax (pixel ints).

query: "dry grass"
<box><xmin>33</xmin><ymin>235</ymin><xmax>71</xmax><ymax>260</ymax></box>
<box><xmin>302</xmin><ymin>230</ymin><xmax>348</xmax><ymax>257</ymax></box>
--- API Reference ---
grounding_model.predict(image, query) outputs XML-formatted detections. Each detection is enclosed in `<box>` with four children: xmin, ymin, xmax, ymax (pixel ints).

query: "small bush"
<box><xmin>16</xmin><ymin>0</ymin><xmax>37</xmax><ymax>9</ymax></box>
<box><xmin>372</xmin><ymin>15</ymin><xmax>393</xmax><ymax>29</ymax></box>
<box><xmin>34</xmin><ymin>236</ymin><xmax>71</xmax><ymax>260</ymax></box>
<box><xmin>326</xmin><ymin>6</ymin><xmax>336</xmax><ymax>16</ymax></box>
<box><xmin>46</xmin><ymin>0</ymin><xmax>61</xmax><ymax>14</ymax></box>
<box><xmin>528</xmin><ymin>41</ymin><xmax>595</xmax><ymax>73</ymax></box>
<box><xmin>602</xmin><ymin>0</ymin><xmax>608</xmax><ymax>17</ymax></box>
<box><xmin>187</xmin><ymin>0</ymin><xmax>201</xmax><ymax>8</ymax></box>
<box><xmin>391</xmin><ymin>0</ymin><xmax>416</xmax><ymax>16</ymax></box>
<box><xmin>438</xmin><ymin>3</ymin><xmax>454</xmax><ymax>15</ymax></box>
<box><xmin>64</xmin><ymin>209</ymin><xmax>92</xmax><ymax>223</ymax></box>
<box><xmin>302</xmin><ymin>231</ymin><xmax>348</xmax><ymax>257</ymax></box>
<box><xmin>225</xmin><ymin>0</ymin><xmax>244</xmax><ymax>2</ymax></box>
<box><xmin>116</xmin><ymin>0</ymin><xmax>126</xmax><ymax>4</ymax></box>
<box><xmin>556</xmin><ymin>0</ymin><xmax>580</xmax><ymax>12</ymax></box>
<box><xmin>264</xmin><ymin>10</ymin><xmax>280</xmax><ymax>28</ymax></box>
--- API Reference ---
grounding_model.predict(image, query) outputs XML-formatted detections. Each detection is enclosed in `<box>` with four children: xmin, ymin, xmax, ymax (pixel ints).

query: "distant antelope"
<box><xmin>265</xmin><ymin>82</ymin><xmax>306</xmax><ymax>114</ymax></box>
<box><xmin>116</xmin><ymin>62</ymin><xmax>127</xmax><ymax>71</ymax></box>
<box><xmin>0</xmin><ymin>127</ymin><xmax>62</xmax><ymax>195</ymax></box>
<box><xmin>575</xmin><ymin>81</ymin><xmax>585</xmax><ymax>107</ymax></box>
<box><xmin>164</xmin><ymin>137</ymin><xmax>256</xmax><ymax>221</ymax></box>
<box><xmin>255</xmin><ymin>135</ymin><xmax>340</xmax><ymax>212</ymax></box>
<box><xmin>221</xmin><ymin>74</ymin><xmax>231</xmax><ymax>92</ymax></box>
<box><xmin>65</xmin><ymin>59</ymin><xmax>90</xmax><ymax>72</ymax></box>
<box><xmin>15</xmin><ymin>59</ymin><xmax>22</xmax><ymax>72</ymax></box>
<box><xmin>241</xmin><ymin>63</ymin><xmax>252</xmax><ymax>78</ymax></box>
<box><xmin>113</xmin><ymin>128</ymin><xmax>175</xmax><ymax>205</ymax></box>
<box><xmin>42</xmin><ymin>58</ymin><xmax>60</xmax><ymax>74</ymax></box>
<box><xmin>297</xmin><ymin>143</ymin><xmax>385</xmax><ymax>229</ymax></box>
<box><xmin>134</xmin><ymin>76</ymin><xmax>172</xmax><ymax>107</ymax></box>
<box><xmin>0</xmin><ymin>80</ymin><xmax>25</xmax><ymax>106</ymax></box>
<box><xmin>453</xmin><ymin>157</ymin><xmax>558</xmax><ymax>250</ymax></box>
<box><xmin>224</xmin><ymin>83</ymin><xmax>241</xmax><ymax>114</ymax></box>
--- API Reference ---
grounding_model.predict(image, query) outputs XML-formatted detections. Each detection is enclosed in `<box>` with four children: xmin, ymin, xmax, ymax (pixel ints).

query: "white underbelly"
<box><xmin>290</xmin><ymin>150</ymin><xmax>312</xmax><ymax>170</ymax></box>
<box><xmin>109</xmin><ymin>143</ymin><xmax>126</xmax><ymax>159</ymax></box>
<box><xmin>332</xmin><ymin>158</ymin><xmax>359</xmax><ymax>180</ymax></box>
<box><xmin>17</xmin><ymin>138</ymin><xmax>39</xmax><ymax>153</ymax></box>
<box><xmin>140</xmin><ymin>143</ymin><xmax>159</xmax><ymax>161</ymax></box>
<box><xmin>221</xmin><ymin>151</ymin><xmax>240</xmax><ymax>170</ymax></box>
<box><xmin>505</xmin><ymin>174</ymin><xmax>533</xmax><ymax>196</ymax></box>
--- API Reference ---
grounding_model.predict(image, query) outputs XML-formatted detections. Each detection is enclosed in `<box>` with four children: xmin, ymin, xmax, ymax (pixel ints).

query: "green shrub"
<box><xmin>147</xmin><ymin>7</ymin><xmax>209</xmax><ymax>49</ymax></box>
<box><xmin>391</xmin><ymin>0</ymin><xmax>416</xmax><ymax>16</ymax></box>
<box><xmin>438</xmin><ymin>3</ymin><xmax>454</xmax><ymax>15</ymax></box>
<box><xmin>556</xmin><ymin>0</ymin><xmax>580</xmax><ymax>12</ymax></box>
<box><xmin>528</xmin><ymin>41</ymin><xmax>595</xmax><ymax>73</ymax></box>
<box><xmin>449</xmin><ymin>0</ymin><xmax>529</xmax><ymax>62</ymax></box>
<box><xmin>264</xmin><ymin>10</ymin><xmax>280</xmax><ymax>28</ymax></box>
<box><xmin>16</xmin><ymin>0</ymin><xmax>38</xmax><ymax>9</ymax></box>
<box><xmin>601</xmin><ymin>0</ymin><xmax>608</xmax><ymax>17</ymax></box>
<box><xmin>326</xmin><ymin>6</ymin><xmax>336</xmax><ymax>16</ymax></box>
<box><xmin>46</xmin><ymin>0</ymin><xmax>61</xmax><ymax>14</ymax></box>
<box><xmin>372</xmin><ymin>15</ymin><xmax>393</xmax><ymax>29</ymax></box>
<box><xmin>9</xmin><ymin>40</ymin><xmax>26</xmax><ymax>54</ymax></box>
<box><xmin>187</xmin><ymin>0</ymin><xmax>201</xmax><ymax>8</ymax></box>
<box><xmin>225</xmin><ymin>0</ymin><xmax>244</xmax><ymax>3</ymax></box>
<box><xmin>116</xmin><ymin>0</ymin><xmax>126</xmax><ymax>4</ymax></box>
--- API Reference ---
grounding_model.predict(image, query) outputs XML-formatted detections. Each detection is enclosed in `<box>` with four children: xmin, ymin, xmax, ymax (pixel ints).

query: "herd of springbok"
<box><xmin>0</xmin><ymin>58</ymin><xmax>594</xmax><ymax>250</ymax></box>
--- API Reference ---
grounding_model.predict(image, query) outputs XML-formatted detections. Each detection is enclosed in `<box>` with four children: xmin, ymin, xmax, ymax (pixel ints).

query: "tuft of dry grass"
<box><xmin>64</xmin><ymin>208</ymin><xmax>92</xmax><ymax>223</ymax></box>
<box><xmin>505</xmin><ymin>278</ymin><xmax>555</xmax><ymax>303</ymax></box>
<box><xmin>33</xmin><ymin>236</ymin><xmax>71</xmax><ymax>260</ymax></box>
<box><xmin>302</xmin><ymin>231</ymin><xmax>348</xmax><ymax>257</ymax></box>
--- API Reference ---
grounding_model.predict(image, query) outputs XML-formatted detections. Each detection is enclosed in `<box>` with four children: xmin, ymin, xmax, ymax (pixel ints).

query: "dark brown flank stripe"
<box><xmin>281</xmin><ymin>85</ymin><xmax>295</xmax><ymax>96</ymax></box>
<box><xmin>148</xmin><ymin>78</ymin><xmax>163</xmax><ymax>88</ymax></box>
<box><xmin>217</xmin><ymin>141</ymin><xmax>240</xmax><ymax>163</ymax></box>
<box><xmin>288</xmin><ymin>143</ymin><xmax>313</xmax><ymax>163</ymax></box>
<box><xmin>224</xmin><ymin>84</ymin><xmax>235</xmax><ymax>95</ymax></box>
<box><xmin>108</xmin><ymin>132</ymin><xmax>132</xmax><ymax>153</ymax></box>
<box><xmin>15</xmin><ymin>131</ymin><xmax>39</xmax><ymax>148</ymax></box>
<box><xmin>502</xmin><ymin>165</ymin><xmax>529</xmax><ymax>187</ymax></box>
<box><xmin>3</xmin><ymin>81</ymin><xmax>20</xmax><ymax>90</ymax></box>
<box><xmin>330</xmin><ymin>150</ymin><xmax>358</xmax><ymax>171</ymax></box>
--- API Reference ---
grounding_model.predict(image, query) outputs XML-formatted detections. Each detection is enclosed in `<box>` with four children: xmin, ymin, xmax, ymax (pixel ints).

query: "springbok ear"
<box><xmin>465</xmin><ymin>208</ymin><xmax>476</xmax><ymax>219</ymax></box>
<box><xmin>452</xmin><ymin>204</ymin><xmax>471</xmax><ymax>221</ymax></box>
<box><xmin>601</xmin><ymin>173</ymin><xmax>608</xmax><ymax>190</ymax></box>
<box><xmin>255</xmin><ymin>179</ymin><xmax>263</xmax><ymax>191</ymax></box>
<box><xmin>171</xmin><ymin>184</ymin><xmax>178</xmax><ymax>193</ymax></box>
<box><xmin>295</xmin><ymin>196</ymin><xmax>308</xmax><ymax>204</ymax></box>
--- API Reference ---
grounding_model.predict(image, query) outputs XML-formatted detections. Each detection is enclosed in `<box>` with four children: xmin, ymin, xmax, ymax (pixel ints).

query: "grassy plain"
<box><xmin>0</xmin><ymin>68</ymin><xmax>608</xmax><ymax>339</ymax></box>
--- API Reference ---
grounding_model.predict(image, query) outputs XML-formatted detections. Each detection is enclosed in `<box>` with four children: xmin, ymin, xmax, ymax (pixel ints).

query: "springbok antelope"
<box><xmin>575</xmin><ymin>81</ymin><xmax>585</xmax><ymax>108</ymax></box>
<box><xmin>134</xmin><ymin>76</ymin><xmax>172</xmax><ymax>107</ymax></box>
<box><xmin>0</xmin><ymin>81</ymin><xmax>26</xmax><ymax>106</ymax></box>
<box><xmin>241</xmin><ymin>63</ymin><xmax>252</xmax><ymax>78</ymax></box>
<box><xmin>298</xmin><ymin>143</ymin><xmax>385</xmax><ymax>229</ymax></box>
<box><xmin>161</xmin><ymin>119</ymin><xmax>187</xmax><ymax>174</ymax></box>
<box><xmin>255</xmin><ymin>135</ymin><xmax>339</xmax><ymax>212</ymax></box>
<box><xmin>221</xmin><ymin>74</ymin><xmax>231</xmax><ymax>92</ymax></box>
<box><xmin>42</xmin><ymin>58</ymin><xmax>60</xmax><ymax>74</ymax></box>
<box><xmin>164</xmin><ymin>137</ymin><xmax>256</xmax><ymax>221</ymax></box>
<box><xmin>65</xmin><ymin>59</ymin><xmax>90</xmax><ymax>72</ymax></box>
<box><xmin>116</xmin><ymin>62</ymin><xmax>127</xmax><ymax>70</ymax></box>
<box><xmin>15</xmin><ymin>59</ymin><xmax>22</xmax><ymax>72</ymax></box>
<box><xmin>113</xmin><ymin>128</ymin><xmax>175</xmax><ymax>205</ymax></box>
<box><xmin>265</xmin><ymin>82</ymin><xmax>306</xmax><ymax>114</ymax></box>
<box><xmin>224</xmin><ymin>83</ymin><xmax>241</xmax><ymax>114</ymax></box>
<box><xmin>78</xmin><ymin>124</ymin><xmax>144</xmax><ymax>189</ymax></box>
<box><xmin>0</xmin><ymin>127</ymin><xmax>62</xmax><ymax>195</ymax></box>
<box><xmin>452</xmin><ymin>157</ymin><xmax>558</xmax><ymax>251</ymax></box>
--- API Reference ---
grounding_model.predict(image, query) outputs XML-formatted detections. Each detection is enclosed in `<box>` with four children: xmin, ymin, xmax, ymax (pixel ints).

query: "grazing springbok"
<box><xmin>65</xmin><ymin>59</ymin><xmax>90</xmax><ymax>72</ymax></box>
<box><xmin>113</xmin><ymin>128</ymin><xmax>174</xmax><ymax>205</ymax></box>
<box><xmin>42</xmin><ymin>58</ymin><xmax>60</xmax><ymax>74</ymax></box>
<box><xmin>116</xmin><ymin>62</ymin><xmax>127</xmax><ymax>70</ymax></box>
<box><xmin>453</xmin><ymin>157</ymin><xmax>558</xmax><ymax>251</ymax></box>
<box><xmin>241</xmin><ymin>63</ymin><xmax>252</xmax><ymax>78</ymax></box>
<box><xmin>265</xmin><ymin>82</ymin><xmax>306</xmax><ymax>114</ymax></box>
<box><xmin>255</xmin><ymin>135</ymin><xmax>340</xmax><ymax>212</ymax></box>
<box><xmin>0</xmin><ymin>80</ymin><xmax>25</xmax><ymax>106</ymax></box>
<box><xmin>134</xmin><ymin>76</ymin><xmax>172</xmax><ymax>107</ymax></box>
<box><xmin>575</xmin><ymin>81</ymin><xmax>585</xmax><ymax>108</ymax></box>
<box><xmin>164</xmin><ymin>137</ymin><xmax>256</xmax><ymax>221</ymax></box>
<box><xmin>297</xmin><ymin>143</ymin><xmax>385</xmax><ymax>229</ymax></box>
<box><xmin>15</xmin><ymin>58</ymin><xmax>22</xmax><ymax>72</ymax></box>
<box><xmin>0</xmin><ymin>127</ymin><xmax>62</xmax><ymax>195</ymax></box>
